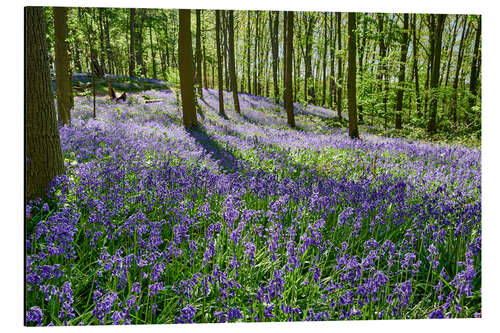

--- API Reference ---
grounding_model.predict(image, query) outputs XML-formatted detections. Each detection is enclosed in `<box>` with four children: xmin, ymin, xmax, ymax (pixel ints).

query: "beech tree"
<box><xmin>395</xmin><ymin>14</ymin><xmax>409</xmax><ymax>129</ymax></box>
<box><xmin>178</xmin><ymin>9</ymin><xmax>197</xmax><ymax>128</ymax></box>
<box><xmin>195</xmin><ymin>9</ymin><xmax>203</xmax><ymax>98</ymax></box>
<box><xmin>129</xmin><ymin>8</ymin><xmax>136</xmax><ymax>77</ymax></box>
<box><xmin>227</xmin><ymin>10</ymin><xmax>241</xmax><ymax>114</ymax></box>
<box><xmin>284</xmin><ymin>11</ymin><xmax>295</xmax><ymax>128</ymax></box>
<box><xmin>347</xmin><ymin>12</ymin><xmax>359</xmax><ymax>139</ymax></box>
<box><xmin>215</xmin><ymin>10</ymin><xmax>226</xmax><ymax>117</ymax></box>
<box><xmin>25</xmin><ymin>7</ymin><xmax>65</xmax><ymax>201</ymax></box>
<box><xmin>53</xmin><ymin>6</ymin><xmax>73</xmax><ymax>126</ymax></box>
<box><xmin>427</xmin><ymin>14</ymin><xmax>446</xmax><ymax>134</ymax></box>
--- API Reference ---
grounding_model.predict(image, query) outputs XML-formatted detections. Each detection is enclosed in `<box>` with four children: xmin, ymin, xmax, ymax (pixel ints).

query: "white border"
<box><xmin>3</xmin><ymin>1</ymin><xmax>498</xmax><ymax>332</ymax></box>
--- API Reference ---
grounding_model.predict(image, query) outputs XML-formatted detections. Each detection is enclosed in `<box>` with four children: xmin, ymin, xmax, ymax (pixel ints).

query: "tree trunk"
<box><xmin>25</xmin><ymin>7</ymin><xmax>65</xmax><ymax>202</ymax></box>
<box><xmin>104</xmin><ymin>11</ymin><xmax>113</xmax><ymax>74</ymax></box>
<box><xmin>358</xmin><ymin>13</ymin><xmax>367</xmax><ymax>123</ymax></box>
<box><xmin>427</xmin><ymin>14</ymin><xmax>446</xmax><ymax>134</ymax></box>
<box><xmin>450</xmin><ymin>16</ymin><xmax>469</xmax><ymax>124</ymax></box>
<box><xmin>253</xmin><ymin>12</ymin><xmax>259</xmax><ymax>96</ymax></box>
<box><xmin>395</xmin><ymin>13</ymin><xmax>409</xmax><ymax>129</ymax></box>
<box><xmin>203</xmin><ymin>44</ymin><xmax>208</xmax><ymax>89</ymax></box>
<box><xmin>322</xmin><ymin>13</ymin><xmax>328</xmax><ymax>106</ymax></box>
<box><xmin>178</xmin><ymin>9</ymin><xmax>197</xmax><ymax>128</ymax></box>
<box><xmin>336</xmin><ymin>12</ymin><xmax>343</xmax><ymax>118</ymax></box>
<box><xmin>149</xmin><ymin>20</ymin><xmax>157</xmax><ymax>79</ymax></box>
<box><xmin>53</xmin><ymin>7</ymin><xmax>73</xmax><ymax>126</ymax></box>
<box><xmin>246</xmin><ymin>11</ymin><xmax>251</xmax><ymax>94</ymax></box>
<box><xmin>330</xmin><ymin>13</ymin><xmax>336</xmax><ymax>109</ymax></box>
<box><xmin>215</xmin><ymin>10</ymin><xmax>226</xmax><ymax>117</ymax></box>
<box><xmin>129</xmin><ymin>8</ymin><xmax>136</xmax><ymax>77</ymax></box>
<box><xmin>284</xmin><ymin>11</ymin><xmax>295</xmax><ymax>128</ymax></box>
<box><xmin>227</xmin><ymin>10</ymin><xmax>241</xmax><ymax>113</ymax></box>
<box><xmin>135</xmin><ymin>9</ymin><xmax>146</xmax><ymax>78</ymax></box>
<box><xmin>304</xmin><ymin>13</ymin><xmax>316</xmax><ymax>104</ymax></box>
<box><xmin>222</xmin><ymin>11</ymin><xmax>229</xmax><ymax>90</ymax></box>
<box><xmin>98</xmin><ymin>8</ymin><xmax>106</xmax><ymax>73</ymax></box>
<box><xmin>195</xmin><ymin>9</ymin><xmax>203</xmax><ymax>98</ymax></box>
<box><xmin>270</xmin><ymin>11</ymin><xmax>280</xmax><ymax>100</ymax></box>
<box><xmin>469</xmin><ymin>16</ymin><xmax>481</xmax><ymax>111</ymax></box>
<box><xmin>444</xmin><ymin>16</ymin><xmax>459</xmax><ymax>87</ymax></box>
<box><xmin>412</xmin><ymin>14</ymin><xmax>421</xmax><ymax>118</ymax></box>
<box><xmin>347</xmin><ymin>12</ymin><xmax>359</xmax><ymax>138</ymax></box>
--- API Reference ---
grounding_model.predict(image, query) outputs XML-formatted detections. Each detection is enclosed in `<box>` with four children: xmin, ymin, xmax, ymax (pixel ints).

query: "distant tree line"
<box><xmin>26</xmin><ymin>7</ymin><xmax>481</xmax><ymax>201</ymax></box>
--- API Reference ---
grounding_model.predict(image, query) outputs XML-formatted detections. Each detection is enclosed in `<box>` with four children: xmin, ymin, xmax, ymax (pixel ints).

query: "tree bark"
<box><xmin>395</xmin><ymin>14</ymin><xmax>409</xmax><ymax>129</ymax></box>
<box><xmin>104</xmin><ymin>11</ymin><xmax>113</xmax><ymax>74</ymax></box>
<box><xmin>253</xmin><ymin>12</ymin><xmax>260</xmax><ymax>95</ymax></box>
<box><xmin>270</xmin><ymin>11</ymin><xmax>280</xmax><ymax>100</ymax></box>
<box><xmin>215</xmin><ymin>10</ymin><xmax>226</xmax><ymax>117</ymax></box>
<box><xmin>469</xmin><ymin>16</ymin><xmax>481</xmax><ymax>111</ymax></box>
<box><xmin>336</xmin><ymin>12</ymin><xmax>343</xmax><ymax>118</ymax></box>
<box><xmin>129</xmin><ymin>8</ymin><xmax>136</xmax><ymax>77</ymax></box>
<box><xmin>228</xmin><ymin>10</ymin><xmax>241</xmax><ymax>113</ymax></box>
<box><xmin>329</xmin><ymin>13</ymin><xmax>336</xmax><ymax>109</ymax></box>
<box><xmin>427</xmin><ymin>14</ymin><xmax>446</xmax><ymax>134</ymax></box>
<box><xmin>450</xmin><ymin>16</ymin><xmax>470</xmax><ymax>124</ymax></box>
<box><xmin>304</xmin><ymin>13</ymin><xmax>316</xmax><ymax>104</ymax></box>
<box><xmin>149</xmin><ymin>18</ymin><xmax>157</xmax><ymax>79</ymax></box>
<box><xmin>98</xmin><ymin>8</ymin><xmax>106</xmax><ymax>73</ymax></box>
<box><xmin>246</xmin><ymin>11</ymin><xmax>251</xmax><ymax>94</ymax></box>
<box><xmin>53</xmin><ymin>7</ymin><xmax>73</xmax><ymax>126</ymax></box>
<box><xmin>347</xmin><ymin>12</ymin><xmax>359</xmax><ymax>138</ymax></box>
<box><xmin>178</xmin><ymin>9</ymin><xmax>197</xmax><ymax>128</ymax></box>
<box><xmin>135</xmin><ymin>9</ymin><xmax>146</xmax><ymax>78</ymax></box>
<box><xmin>195</xmin><ymin>9</ymin><xmax>203</xmax><ymax>98</ymax></box>
<box><xmin>26</xmin><ymin>7</ymin><xmax>65</xmax><ymax>201</ymax></box>
<box><xmin>412</xmin><ymin>14</ymin><xmax>421</xmax><ymax>118</ymax></box>
<box><xmin>284</xmin><ymin>11</ymin><xmax>295</xmax><ymax>128</ymax></box>
<box><xmin>322</xmin><ymin>13</ymin><xmax>328</xmax><ymax>106</ymax></box>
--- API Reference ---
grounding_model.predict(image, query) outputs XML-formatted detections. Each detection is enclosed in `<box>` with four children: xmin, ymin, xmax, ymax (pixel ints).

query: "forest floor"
<box><xmin>26</xmin><ymin>84</ymin><xmax>481</xmax><ymax>325</ymax></box>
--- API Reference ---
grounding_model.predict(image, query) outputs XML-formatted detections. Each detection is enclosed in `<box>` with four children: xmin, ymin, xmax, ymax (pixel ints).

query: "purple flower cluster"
<box><xmin>25</xmin><ymin>88</ymin><xmax>481</xmax><ymax>325</ymax></box>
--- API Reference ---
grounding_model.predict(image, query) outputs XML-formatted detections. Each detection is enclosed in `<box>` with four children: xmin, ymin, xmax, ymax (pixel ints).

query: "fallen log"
<box><xmin>144</xmin><ymin>99</ymin><xmax>163</xmax><ymax>104</ymax></box>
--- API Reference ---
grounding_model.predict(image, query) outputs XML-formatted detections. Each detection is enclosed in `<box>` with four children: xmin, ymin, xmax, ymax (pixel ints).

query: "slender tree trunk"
<box><xmin>412</xmin><ymin>14</ymin><xmax>421</xmax><ymax>118</ymax></box>
<box><xmin>270</xmin><ymin>11</ymin><xmax>279</xmax><ymax>100</ymax></box>
<box><xmin>72</xmin><ymin>23</ymin><xmax>82</xmax><ymax>73</ymax></box>
<box><xmin>53</xmin><ymin>7</ymin><xmax>73</xmax><ymax>126</ymax></box>
<box><xmin>444</xmin><ymin>16</ymin><xmax>459</xmax><ymax>87</ymax></box>
<box><xmin>98</xmin><ymin>8</ymin><xmax>106</xmax><ymax>73</ymax></box>
<box><xmin>149</xmin><ymin>21</ymin><xmax>157</xmax><ymax>79</ymax></box>
<box><xmin>203</xmin><ymin>44</ymin><xmax>208</xmax><ymax>89</ymax></box>
<box><xmin>304</xmin><ymin>13</ymin><xmax>316</xmax><ymax>104</ymax></box>
<box><xmin>228</xmin><ymin>10</ymin><xmax>241</xmax><ymax>113</ymax></box>
<box><xmin>427</xmin><ymin>14</ymin><xmax>446</xmax><ymax>134</ymax></box>
<box><xmin>178</xmin><ymin>9</ymin><xmax>197</xmax><ymax>128</ymax></box>
<box><xmin>322</xmin><ymin>13</ymin><xmax>328</xmax><ymax>106</ymax></box>
<box><xmin>284</xmin><ymin>11</ymin><xmax>295</xmax><ymax>128</ymax></box>
<box><xmin>129</xmin><ymin>8</ymin><xmax>136</xmax><ymax>77</ymax></box>
<box><xmin>253</xmin><ymin>12</ymin><xmax>259</xmax><ymax>95</ymax></box>
<box><xmin>469</xmin><ymin>16</ymin><xmax>481</xmax><ymax>112</ymax></box>
<box><xmin>395</xmin><ymin>13</ymin><xmax>409</xmax><ymax>129</ymax></box>
<box><xmin>246</xmin><ymin>11</ymin><xmax>251</xmax><ymax>94</ymax></box>
<box><xmin>215</xmin><ymin>10</ymin><xmax>226</xmax><ymax>117</ymax></box>
<box><xmin>212</xmin><ymin>63</ymin><xmax>215</xmax><ymax>89</ymax></box>
<box><xmin>26</xmin><ymin>7</ymin><xmax>65</xmax><ymax>201</ymax></box>
<box><xmin>329</xmin><ymin>12</ymin><xmax>336</xmax><ymax>110</ymax></box>
<box><xmin>358</xmin><ymin>13</ymin><xmax>367</xmax><ymax>123</ymax></box>
<box><xmin>104</xmin><ymin>11</ymin><xmax>113</xmax><ymax>74</ymax></box>
<box><xmin>195</xmin><ymin>9</ymin><xmax>203</xmax><ymax>98</ymax></box>
<box><xmin>450</xmin><ymin>16</ymin><xmax>469</xmax><ymax>124</ymax></box>
<box><xmin>135</xmin><ymin>9</ymin><xmax>146</xmax><ymax>78</ymax></box>
<box><xmin>336</xmin><ymin>12</ymin><xmax>343</xmax><ymax>118</ymax></box>
<box><xmin>347</xmin><ymin>12</ymin><xmax>359</xmax><ymax>138</ymax></box>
